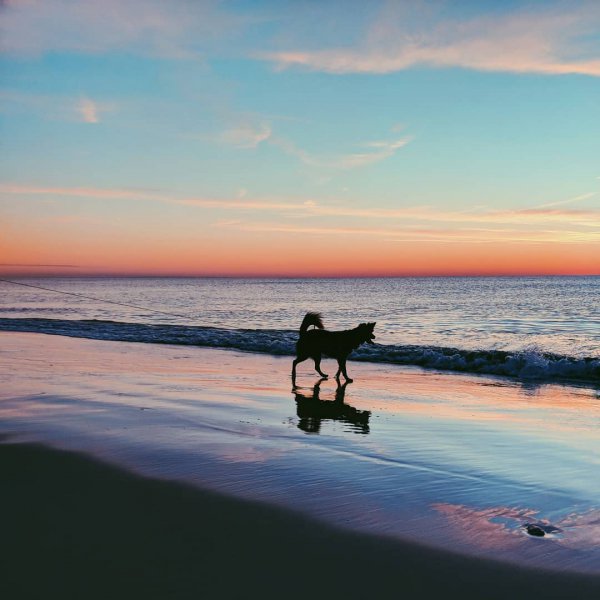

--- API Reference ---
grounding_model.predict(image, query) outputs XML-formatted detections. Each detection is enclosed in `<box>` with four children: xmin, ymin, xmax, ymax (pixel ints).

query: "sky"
<box><xmin>1</xmin><ymin>0</ymin><xmax>599</xmax><ymax>277</ymax></box>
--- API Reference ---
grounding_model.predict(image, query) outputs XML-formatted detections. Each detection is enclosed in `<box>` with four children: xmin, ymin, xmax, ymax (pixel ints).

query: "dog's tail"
<box><xmin>299</xmin><ymin>312</ymin><xmax>324</xmax><ymax>334</ymax></box>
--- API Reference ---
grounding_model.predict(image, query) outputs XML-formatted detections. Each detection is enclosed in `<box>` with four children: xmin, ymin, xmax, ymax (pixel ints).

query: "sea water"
<box><xmin>0</xmin><ymin>276</ymin><xmax>598</xmax><ymax>383</ymax></box>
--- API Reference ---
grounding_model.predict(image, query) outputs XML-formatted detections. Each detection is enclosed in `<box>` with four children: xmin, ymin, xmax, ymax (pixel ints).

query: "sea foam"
<box><xmin>1</xmin><ymin>318</ymin><xmax>598</xmax><ymax>385</ymax></box>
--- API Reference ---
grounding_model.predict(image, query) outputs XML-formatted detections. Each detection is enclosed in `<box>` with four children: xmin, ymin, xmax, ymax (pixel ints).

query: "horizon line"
<box><xmin>1</xmin><ymin>272</ymin><xmax>599</xmax><ymax>279</ymax></box>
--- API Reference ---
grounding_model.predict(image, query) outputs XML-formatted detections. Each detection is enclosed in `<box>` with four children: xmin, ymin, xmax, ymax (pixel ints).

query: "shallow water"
<box><xmin>1</xmin><ymin>276</ymin><xmax>598</xmax><ymax>356</ymax></box>
<box><xmin>1</xmin><ymin>276</ymin><xmax>599</xmax><ymax>384</ymax></box>
<box><xmin>2</xmin><ymin>332</ymin><xmax>599</xmax><ymax>574</ymax></box>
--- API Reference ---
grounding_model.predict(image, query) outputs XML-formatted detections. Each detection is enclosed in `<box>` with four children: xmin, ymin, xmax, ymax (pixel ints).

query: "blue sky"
<box><xmin>1</xmin><ymin>0</ymin><xmax>599</xmax><ymax>275</ymax></box>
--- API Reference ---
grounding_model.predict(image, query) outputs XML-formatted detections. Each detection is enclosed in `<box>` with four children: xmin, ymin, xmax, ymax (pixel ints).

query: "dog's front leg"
<box><xmin>335</xmin><ymin>362</ymin><xmax>342</xmax><ymax>380</ymax></box>
<box><xmin>338</xmin><ymin>359</ymin><xmax>353</xmax><ymax>383</ymax></box>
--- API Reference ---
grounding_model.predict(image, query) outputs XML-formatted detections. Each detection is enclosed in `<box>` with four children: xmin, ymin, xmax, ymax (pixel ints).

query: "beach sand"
<box><xmin>3</xmin><ymin>441</ymin><xmax>600</xmax><ymax>600</ymax></box>
<box><xmin>1</xmin><ymin>331</ymin><xmax>600</xmax><ymax>598</ymax></box>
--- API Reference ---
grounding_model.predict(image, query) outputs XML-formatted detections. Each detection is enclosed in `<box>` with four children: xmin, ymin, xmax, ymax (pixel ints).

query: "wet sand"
<box><xmin>3</xmin><ymin>442</ymin><xmax>600</xmax><ymax>599</ymax></box>
<box><xmin>1</xmin><ymin>332</ymin><xmax>600</xmax><ymax>597</ymax></box>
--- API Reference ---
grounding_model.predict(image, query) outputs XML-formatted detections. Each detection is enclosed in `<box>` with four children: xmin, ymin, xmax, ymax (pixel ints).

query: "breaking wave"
<box><xmin>1</xmin><ymin>318</ymin><xmax>598</xmax><ymax>385</ymax></box>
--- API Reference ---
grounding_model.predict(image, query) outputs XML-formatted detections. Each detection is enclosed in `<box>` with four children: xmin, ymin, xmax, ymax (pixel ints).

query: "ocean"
<box><xmin>1</xmin><ymin>276</ymin><xmax>599</xmax><ymax>384</ymax></box>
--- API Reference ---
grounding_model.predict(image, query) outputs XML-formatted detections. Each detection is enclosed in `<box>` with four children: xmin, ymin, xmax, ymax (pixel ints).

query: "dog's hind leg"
<box><xmin>313</xmin><ymin>354</ymin><xmax>328</xmax><ymax>378</ymax></box>
<box><xmin>336</xmin><ymin>358</ymin><xmax>353</xmax><ymax>383</ymax></box>
<box><xmin>292</xmin><ymin>354</ymin><xmax>308</xmax><ymax>382</ymax></box>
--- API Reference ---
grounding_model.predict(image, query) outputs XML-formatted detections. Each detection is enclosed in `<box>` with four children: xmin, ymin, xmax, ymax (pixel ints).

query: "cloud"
<box><xmin>212</xmin><ymin>221</ymin><xmax>600</xmax><ymax>244</ymax></box>
<box><xmin>75</xmin><ymin>97</ymin><xmax>102</xmax><ymax>123</ymax></box>
<box><xmin>536</xmin><ymin>192</ymin><xmax>596</xmax><ymax>209</ymax></box>
<box><xmin>0</xmin><ymin>90</ymin><xmax>115</xmax><ymax>123</ymax></box>
<box><xmin>185</xmin><ymin>194</ymin><xmax>600</xmax><ymax>228</ymax></box>
<box><xmin>213</xmin><ymin>221</ymin><xmax>401</xmax><ymax>237</ymax></box>
<box><xmin>269</xmin><ymin>134</ymin><xmax>412</xmax><ymax>169</ymax></box>
<box><xmin>0</xmin><ymin>263</ymin><xmax>80</xmax><ymax>268</ymax></box>
<box><xmin>262</xmin><ymin>3</ymin><xmax>600</xmax><ymax>77</ymax></box>
<box><xmin>0</xmin><ymin>0</ymin><xmax>250</xmax><ymax>58</ymax></box>
<box><xmin>0</xmin><ymin>184</ymin><xmax>163</xmax><ymax>201</ymax></box>
<box><xmin>331</xmin><ymin>137</ymin><xmax>412</xmax><ymax>169</ymax></box>
<box><xmin>47</xmin><ymin>214</ymin><xmax>104</xmax><ymax>224</ymax></box>
<box><xmin>3</xmin><ymin>183</ymin><xmax>598</xmax><ymax>236</ymax></box>
<box><xmin>176</xmin><ymin>197</ymin><xmax>312</xmax><ymax>212</ymax></box>
<box><xmin>219</xmin><ymin>122</ymin><xmax>272</xmax><ymax>149</ymax></box>
<box><xmin>3</xmin><ymin>1</ymin><xmax>599</xmax><ymax>79</ymax></box>
<box><xmin>213</xmin><ymin>113</ymin><xmax>412</xmax><ymax>168</ymax></box>
<box><xmin>470</xmin><ymin>207</ymin><xmax>600</xmax><ymax>227</ymax></box>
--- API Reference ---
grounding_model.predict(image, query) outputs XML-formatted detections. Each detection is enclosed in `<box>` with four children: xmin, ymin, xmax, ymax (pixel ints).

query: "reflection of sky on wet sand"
<box><xmin>433</xmin><ymin>503</ymin><xmax>538</xmax><ymax>550</ymax></box>
<box><xmin>1</xmin><ymin>332</ymin><xmax>600</xmax><ymax>573</ymax></box>
<box><xmin>560</xmin><ymin>509</ymin><xmax>600</xmax><ymax>550</ymax></box>
<box><xmin>433</xmin><ymin>503</ymin><xmax>600</xmax><ymax>571</ymax></box>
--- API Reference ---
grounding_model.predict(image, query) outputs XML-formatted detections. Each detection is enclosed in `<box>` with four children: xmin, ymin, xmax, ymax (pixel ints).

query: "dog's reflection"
<box><xmin>293</xmin><ymin>378</ymin><xmax>371</xmax><ymax>435</ymax></box>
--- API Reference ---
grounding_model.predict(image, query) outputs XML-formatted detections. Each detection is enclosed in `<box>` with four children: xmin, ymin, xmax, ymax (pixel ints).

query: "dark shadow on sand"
<box><xmin>293</xmin><ymin>379</ymin><xmax>371</xmax><ymax>434</ymax></box>
<box><xmin>2</xmin><ymin>443</ymin><xmax>599</xmax><ymax>600</ymax></box>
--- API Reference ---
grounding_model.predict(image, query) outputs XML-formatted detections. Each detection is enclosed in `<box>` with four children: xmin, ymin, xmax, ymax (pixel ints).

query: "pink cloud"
<box><xmin>0</xmin><ymin>0</ymin><xmax>249</xmax><ymax>58</ymax></box>
<box><xmin>262</xmin><ymin>4</ymin><xmax>600</xmax><ymax>77</ymax></box>
<box><xmin>0</xmin><ymin>90</ymin><xmax>116</xmax><ymax>123</ymax></box>
<box><xmin>75</xmin><ymin>97</ymin><xmax>108</xmax><ymax>124</ymax></box>
<box><xmin>3</xmin><ymin>183</ymin><xmax>598</xmax><ymax>242</ymax></box>
<box><xmin>213</xmin><ymin>221</ymin><xmax>599</xmax><ymax>244</ymax></box>
<box><xmin>0</xmin><ymin>184</ymin><xmax>163</xmax><ymax>201</ymax></box>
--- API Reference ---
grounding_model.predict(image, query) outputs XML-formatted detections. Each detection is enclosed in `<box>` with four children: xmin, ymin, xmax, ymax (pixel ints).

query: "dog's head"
<box><xmin>358</xmin><ymin>322</ymin><xmax>376</xmax><ymax>344</ymax></box>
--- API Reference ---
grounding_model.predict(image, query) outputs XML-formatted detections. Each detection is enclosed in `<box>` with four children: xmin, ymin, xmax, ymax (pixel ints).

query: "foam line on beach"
<box><xmin>1</xmin><ymin>317</ymin><xmax>598</xmax><ymax>385</ymax></box>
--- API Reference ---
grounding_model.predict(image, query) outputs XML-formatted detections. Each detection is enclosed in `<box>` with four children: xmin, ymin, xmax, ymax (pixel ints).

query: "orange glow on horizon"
<box><xmin>3</xmin><ymin>184</ymin><xmax>598</xmax><ymax>278</ymax></box>
<box><xmin>2</xmin><ymin>232</ymin><xmax>598</xmax><ymax>278</ymax></box>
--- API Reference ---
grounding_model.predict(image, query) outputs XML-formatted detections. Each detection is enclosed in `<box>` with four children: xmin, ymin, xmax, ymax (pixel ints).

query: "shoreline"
<box><xmin>3</xmin><ymin>441</ymin><xmax>600</xmax><ymax>599</ymax></box>
<box><xmin>1</xmin><ymin>317</ymin><xmax>598</xmax><ymax>386</ymax></box>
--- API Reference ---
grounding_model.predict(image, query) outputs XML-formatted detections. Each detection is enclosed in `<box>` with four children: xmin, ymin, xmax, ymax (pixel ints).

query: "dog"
<box><xmin>291</xmin><ymin>312</ymin><xmax>376</xmax><ymax>383</ymax></box>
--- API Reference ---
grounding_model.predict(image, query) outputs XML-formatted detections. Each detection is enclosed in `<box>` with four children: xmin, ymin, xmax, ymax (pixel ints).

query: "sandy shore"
<box><xmin>3</xmin><ymin>441</ymin><xmax>600</xmax><ymax>599</ymax></box>
<box><xmin>1</xmin><ymin>331</ymin><xmax>600</xmax><ymax>597</ymax></box>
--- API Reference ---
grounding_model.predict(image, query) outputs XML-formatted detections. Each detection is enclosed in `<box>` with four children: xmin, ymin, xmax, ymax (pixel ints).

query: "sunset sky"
<box><xmin>1</xmin><ymin>0</ymin><xmax>599</xmax><ymax>277</ymax></box>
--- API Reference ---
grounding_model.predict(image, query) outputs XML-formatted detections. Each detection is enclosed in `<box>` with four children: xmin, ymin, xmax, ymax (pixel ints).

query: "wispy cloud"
<box><xmin>47</xmin><ymin>214</ymin><xmax>104</xmax><ymax>225</ymax></box>
<box><xmin>262</xmin><ymin>3</ymin><xmax>600</xmax><ymax>77</ymax></box>
<box><xmin>0</xmin><ymin>0</ymin><xmax>250</xmax><ymax>58</ymax></box>
<box><xmin>535</xmin><ymin>192</ymin><xmax>596</xmax><ymax>209</ymax></box>
<box><xmin>270</xmin><ymin>134</ymin><xmax>412</xmax><ymax>169</ymax></box>
<box><xmin>0</xmin><ymin>263</ymin><xmax>80</xmax><ymax>268</ymax></box>
<box><xmin>324</xmin><ymin>136</ymin><xmax>412</xmax><ymax>169</ymax></box>
<box><xmin>219</xmin><ymin>121</ymin><xmax>272</xmax><ymax>149</ymax></box>
<box><xmin>213</xmin><ymin>111</ymin><xmax>412</xmax><ymax>168</ymax></box>
<box><xmin>212</xmin><ymin>221</ymin><xmax>600</xmax><ymax>244</ymax></box>
<box><xmin>0</xmin><ymin>90</ymin><xmax>115</xmax><ymax>123</ymax></box>
<box><xmin>75</xmin><ymin>96</ymin><xmax>113</xmax><ymax>123</ymax></box>
<box><xmin>176</xmin><ymin>197</ymin><xmax>315</xmax><ymax>212</ymax></box>
<box><xmin>0</xmin><ymin>184</ymin><xmax>163</xmax><ymax>201</ymax></box>
<box><xmin>3</xmin><ymin>3</ymin><xmax>599</xmax><ymax>76</ymax></box>
<box><xmin>3</xmin><ymin>183</ymin><xmax>598</xmax><ymax>239</ymax></box>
